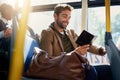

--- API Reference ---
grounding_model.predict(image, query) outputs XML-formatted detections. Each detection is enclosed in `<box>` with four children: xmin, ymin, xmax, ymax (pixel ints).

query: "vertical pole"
<box><xmin>9</xmin><ymin>0</ymin><xmax>31</xmax><ymax>80</ymax></box>
<box><xmin>105</xmin><ymin>0</ymin><xmax>111</xmax><ymax>32</ymax></box>
<box><xmin>81</xmin><ymin>0</ymin><xmax>88</xmax><ymax>31</ymax></box>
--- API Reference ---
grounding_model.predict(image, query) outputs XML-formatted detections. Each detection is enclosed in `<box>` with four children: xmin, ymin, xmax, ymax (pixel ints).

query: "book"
<box><xmin>76</xmin><ymin>30</ymin><xmax>95</xmax><ymax>46</ymax></box>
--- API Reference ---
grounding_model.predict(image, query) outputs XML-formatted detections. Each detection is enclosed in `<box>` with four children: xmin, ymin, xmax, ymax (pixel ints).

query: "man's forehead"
<box><xmin>60</xmin><ymin>10</ymin><xmax>71</xmax><ymax>14</ymax></box>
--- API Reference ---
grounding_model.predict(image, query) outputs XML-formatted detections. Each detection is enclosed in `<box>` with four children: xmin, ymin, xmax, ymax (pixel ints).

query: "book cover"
<box><xmin>76</xmin><ymin>30</ymin><xmax>94</xmax><ymax>46</ymax></box>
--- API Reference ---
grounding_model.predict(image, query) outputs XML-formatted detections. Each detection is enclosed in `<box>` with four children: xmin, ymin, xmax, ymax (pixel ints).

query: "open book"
<box><xmin>76</xmin><ymin>30</ymin><xmax>95</xmax><ymax>46</ymax></box>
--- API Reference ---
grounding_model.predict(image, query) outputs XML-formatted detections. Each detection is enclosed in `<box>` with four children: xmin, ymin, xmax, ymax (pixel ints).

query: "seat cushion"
<box><xmin>24</xmin><ymin>35</ymin><xmax>39</xmax><ymax>72</ymax></box>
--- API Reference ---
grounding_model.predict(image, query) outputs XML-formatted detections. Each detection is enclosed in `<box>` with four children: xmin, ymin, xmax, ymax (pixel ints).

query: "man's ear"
<box><xmin>53</xmin><ymin>13</ymin><xmax>57</xmax><ymax>19</ymax></box>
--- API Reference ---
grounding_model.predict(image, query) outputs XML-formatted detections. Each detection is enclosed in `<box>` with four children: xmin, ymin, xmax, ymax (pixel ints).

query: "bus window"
<box><xmin>28</xmin><ymin>11</ymin><xmax>54</xmax><ymax>34</ymax></box>
<box><xmin>87</xmin><ymin>6</ymin><xmax>120</xmax><ymax>65</ymax></box>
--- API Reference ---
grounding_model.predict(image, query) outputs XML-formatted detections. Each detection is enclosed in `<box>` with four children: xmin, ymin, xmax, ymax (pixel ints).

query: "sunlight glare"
<box><xmin>0</xmin><ymin>0</ymin><xmax>24</xmax><ymax>8</ymax></box>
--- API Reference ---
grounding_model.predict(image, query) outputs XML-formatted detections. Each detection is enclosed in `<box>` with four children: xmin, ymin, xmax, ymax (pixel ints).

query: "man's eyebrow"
<box><xmin>61</xmin><ymin>14</ymin><xmax>71</xmax><ymax>16</ymax></box>
<box><xmin>61</xmin><ymin>14</ymin><xmax>67</xmax><ymax>15</ymax></box>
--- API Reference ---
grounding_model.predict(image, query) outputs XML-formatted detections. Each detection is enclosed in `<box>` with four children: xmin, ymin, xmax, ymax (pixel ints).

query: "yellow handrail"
<box><xmin>8</xmin><ymin>0</ymin><xmax>31</xmax><ymax>80</ymax></box>
<box><xmin>105</xmin><ymin>0</ymin><xmax>111</xmax><ymax>32</ymax></box>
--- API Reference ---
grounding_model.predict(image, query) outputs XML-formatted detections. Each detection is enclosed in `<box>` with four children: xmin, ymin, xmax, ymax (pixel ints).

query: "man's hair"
<box><xmin>54</xmin><ymin>4</ymin><xmax>74</xmax><ymax>15</ymax></box>
<box><xmin>0</xmin><ymin>3</ymin><xmax>13</xmax><ymax>15</ymax></box>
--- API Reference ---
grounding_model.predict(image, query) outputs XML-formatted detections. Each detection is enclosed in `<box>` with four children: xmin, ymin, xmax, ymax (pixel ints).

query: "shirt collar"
<box><xmin>0</xmin><ymin>17</ymin><xmax>8</xmax><ymax>24</ymax></box>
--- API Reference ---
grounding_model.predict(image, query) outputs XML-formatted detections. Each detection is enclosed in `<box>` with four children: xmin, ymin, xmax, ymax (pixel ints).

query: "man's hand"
<box><xmin>75</xmin><ymin>44</ymin><xmax>90</xmax><ymax>55</ymax></box>
<box><xmin>4</xmin><ymin>28</ymin><xmax>12</xmax><ymax>38</ymax></box>
<box><xmin>99</xmin><ymin>47</ymin><xmax>106</xmax><ymax>55</ymax></box>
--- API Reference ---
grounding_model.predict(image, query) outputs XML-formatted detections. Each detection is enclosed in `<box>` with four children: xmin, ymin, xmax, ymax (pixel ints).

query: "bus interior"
<box><xmin>0</xmin><ymin>0</ymin><xmax>120</xmax><ymax>80</ymax></box>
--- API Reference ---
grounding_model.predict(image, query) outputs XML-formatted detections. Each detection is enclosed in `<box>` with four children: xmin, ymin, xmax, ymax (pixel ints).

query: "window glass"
<box><xmin>88</xmin><ymin>6</ymin><xmax>120</xmax><ymax>45</ymax></box>
<box><xmin>28</xmin><ymin>9</ymin><xmax>82</xmax><ymax>34</ymax></box>
<box><xmin>28</xmin><ymin>11</ymin><xmax>54</xmax><ymax>34</ymax></box>
<box><xmin>87</xmin><ymin>6</ymin><xmax>120</xmax><ymax>65</ymax></box>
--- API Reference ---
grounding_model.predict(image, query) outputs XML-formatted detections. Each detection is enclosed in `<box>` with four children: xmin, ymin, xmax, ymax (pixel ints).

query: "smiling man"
<box><xmin>39</xmin><ymin>4</ymin><xmax>108</xmax><ymax>80</ymax></box>
<box><xmin>40</xmin><ymin>4</ymin><xmax>105</xmax><ymax>57</ymax></box>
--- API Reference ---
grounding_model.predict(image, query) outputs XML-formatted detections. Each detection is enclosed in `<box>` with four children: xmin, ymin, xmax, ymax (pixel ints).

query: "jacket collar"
<box><xmin>50</xmin><ymin>22</ymin><xmax>77</xmax><ymax>51</ymax></box>
<box><xmin>49</xmin><ymin>22</ymin><xmax>64</xmax><ymax>51</ymax></box>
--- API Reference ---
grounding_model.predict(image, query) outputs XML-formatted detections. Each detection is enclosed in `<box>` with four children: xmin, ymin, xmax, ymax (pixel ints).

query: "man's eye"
<box><xmin>62</xmin><ymin>14</ymin><xmax>71</xmax><ymax>18</ymax></box>
<box><xmin>62</xmin><ymin>15</ymin><xmax>67</xmax><ymax>18</ymax></box>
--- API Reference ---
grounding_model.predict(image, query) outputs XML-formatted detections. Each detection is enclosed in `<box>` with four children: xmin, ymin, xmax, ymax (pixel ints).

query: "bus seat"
<box><xmin>23</xmin><ymin>35</ymin><xmax>47</xmax><ymax>80</ymax></box>
<box><xmin>24</xmin><ymin>35</ymin><xmax>39</xmax><ymax>72</ymax></box>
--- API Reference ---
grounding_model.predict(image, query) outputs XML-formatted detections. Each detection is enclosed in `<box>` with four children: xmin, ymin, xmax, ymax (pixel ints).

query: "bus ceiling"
<box><xmin>31</xmin><ymin>0</ymin><xmax>120</xmax><ymax>12</ymax></box>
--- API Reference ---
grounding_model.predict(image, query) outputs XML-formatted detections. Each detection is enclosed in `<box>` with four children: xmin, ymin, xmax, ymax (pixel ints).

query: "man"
<box><xmin>0</xmin><ymin>3</ymin><xmax>15</xmax><ymax>53</ymax></box>
<box><xmin>39</xmin><ymin>4</ymin><xmax>111</xmax><ymax>80</ymax></box>
<box><xmin>40</xmin><ymin>4</ymin><xmax>105</xmax><ymax>57</ymax></box>
<box><xmin>0</xmin><ymin>3</ymin><xmax>15</xmax><ymax>79</ymax></box>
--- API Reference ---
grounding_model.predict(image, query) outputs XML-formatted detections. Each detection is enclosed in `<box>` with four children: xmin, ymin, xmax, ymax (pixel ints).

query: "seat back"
<box><xmin>24</xmin><ymin>35</ymin><xmax>39</xmax><ymax>72</ymax></box>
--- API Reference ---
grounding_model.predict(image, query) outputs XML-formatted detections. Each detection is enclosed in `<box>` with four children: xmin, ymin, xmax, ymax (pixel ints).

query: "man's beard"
<box><xmin>56</xmin><ymin>20</ymin><xmax>68</xmax><ymax>29</ymax></box>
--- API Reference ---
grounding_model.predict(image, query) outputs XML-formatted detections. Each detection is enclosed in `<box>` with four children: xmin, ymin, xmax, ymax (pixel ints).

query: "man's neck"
<box><xmin>54</xmin><ymin>22</ymin><xmax>64</xmax><ymax>32</ymax></box>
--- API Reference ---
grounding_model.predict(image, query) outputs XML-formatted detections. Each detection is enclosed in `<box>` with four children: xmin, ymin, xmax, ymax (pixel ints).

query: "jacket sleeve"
<box><xmin>0</xmin><ymin>31</ymin><xmax>4</xmax><ymax>38</ymax></box>
<box><xmin>39</xmin><ymin>29</ymin><xmax>53</xmax><ymax>57</ymax></box>
<box><xmin>88</xmin><ymin>45</ymin><xmax>106</xmax><ymax>56</ymax></box>
<box><xmin>0</xmin><ymin>20</ymin><xmax>5</xmax><ymax>38</ymax></box>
